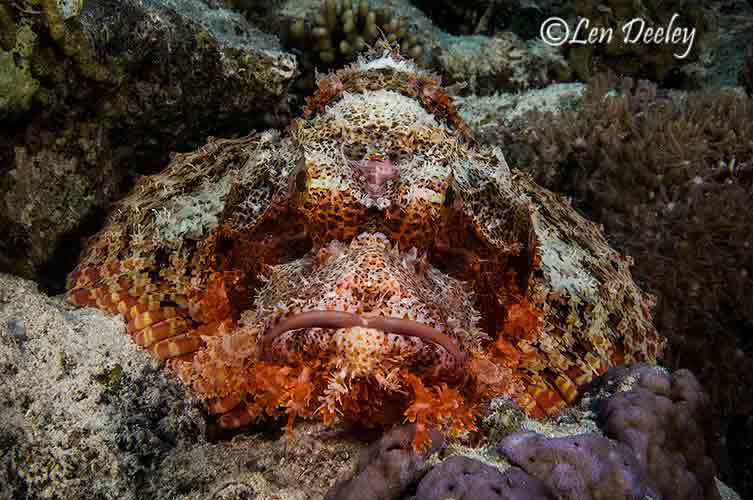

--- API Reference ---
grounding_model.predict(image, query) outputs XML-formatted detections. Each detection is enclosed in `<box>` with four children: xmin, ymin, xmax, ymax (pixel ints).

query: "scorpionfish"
<box><xmin>66</xmin><ymin>46</ymin><xmax>664</xmax><ymax>447</ymax></box>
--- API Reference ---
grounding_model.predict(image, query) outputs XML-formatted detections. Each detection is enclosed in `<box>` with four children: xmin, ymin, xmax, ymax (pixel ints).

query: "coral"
<box><xmin>271</xmin><ymin>0</ymin><xmax>571</xmax><ymax>95</ymax></box>
<box><xmin>702</xmin><ymin>0</ymin><xmax>753</xmax><ymax>89</ymax></box>
<box><xmin>321</xmin><ymin>364</ymin><xmax>737</xmax><ymax>500</ymax></box>
<box><xmin>438</xmin><ymin>33</ymin><xmax>571</xmax><ymax>94</ymax></box>
<box><xmin>484</xmin><ymin>75</ymin><xmax>753</xmax><ymax>497</ymax></box>
<box><xmin>325</xmin><ymin>424</ymin><xmax>444</xmax><ymax>500</ymax></box>
<box><xmin>589</xmin><ymin>364</ymin><xmax>720</xmax><ymax>500</ymax></box>
<box><xmin>456</xmin><ymin>82</ymin><xmax>586</xmax><ymax>130</ymax></box>
<box><xmin>415</xmin><ymin>456</ymin><xmax>553</xmax><ymax>500</ymax></box>
<box><xmin>497</xmin><ymin>431</ymin><xmax>660</xmax><ymax>499</ymax></box>
<box><xmin>275</xmin><ymin>0</ymin><xmax>426</xmax><ymax>93</ymax></box>
<box><xmin>568</xmin><ymin>0</ymin><xmax>710</xmax><ymax>84</ymax></box>
<box><xmin>1</xmin><ymin>122</ymin><xmax>119</xmax><ymax>281</ymax></box>
<box><xmin>0</xmin><ymin>0</ymin><xmax>296</xmax><ymax>285</ymax></box>
<box><xmin>66</xmin><ymin>47</ymin><xmax>662</xmax><ymax>453</ymax></box>
<box><xmin>0</xmin><ymin>10</ymin><xmax>39</xmax><ymax>120</ymax></box>
<box><xmin>288</xmin><ymin>0</ymin><xmax>423</xmax><ymax>72</ymax></box>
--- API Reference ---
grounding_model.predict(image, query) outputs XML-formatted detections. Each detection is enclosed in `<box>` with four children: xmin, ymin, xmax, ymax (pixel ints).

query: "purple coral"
<box><xmin>497</xmin><ymin>431</ymin><xmax>659</xmax><ymax>500</ymax></box>
<box><xmin>324</xmin><ymin>366</ymin><xmax>724</xmax><ymax>500</ymax></box>
<box><xmin>492</xmin><ymin>365</ymin><xmax>722</xmax><ymax>500</ymax></box>
<box><xmin>416</xmin><ymin>456</ymin><xmax>552</xmax><ymax>500</ymax></box>
<box><xmin>595</xmin><ymin>366</ymin><xmax>720</xmax><ymax>500</ymax></box>
<box><xmin>324</xmin><ymin>424</ymin><xmax>444</xmax><ymax>500</ymax></box>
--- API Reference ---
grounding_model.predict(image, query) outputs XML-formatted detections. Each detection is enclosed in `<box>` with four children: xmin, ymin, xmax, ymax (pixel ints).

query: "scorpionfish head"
<box><xmin>290</xmin><ymin>51</ymin><xmax>471</xmax><ymax>253</ymax></box>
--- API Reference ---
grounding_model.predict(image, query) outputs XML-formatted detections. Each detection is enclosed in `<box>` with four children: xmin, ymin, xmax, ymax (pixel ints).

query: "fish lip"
<box><xmin>258</xmin><ymin>309</ymin><xmax>468</xmax><ymax>378</ymax></box>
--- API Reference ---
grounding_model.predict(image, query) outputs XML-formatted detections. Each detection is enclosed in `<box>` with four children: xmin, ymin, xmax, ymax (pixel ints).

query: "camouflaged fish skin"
<box><xmin>66</xmin><ymin>47</ymin><xmax>664</xmax><ymax>445</ymax></box>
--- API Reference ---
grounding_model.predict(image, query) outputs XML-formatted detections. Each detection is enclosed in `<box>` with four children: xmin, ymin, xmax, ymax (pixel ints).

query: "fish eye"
<box><xmin>344</xmin><ymin>143</ymin><xmax>367</xmax><ymax>161</ymax></box>
<box><xmin>390</xmin><ymin>148</ymin><xmax>411</xmax><ymax>164</ymax></box>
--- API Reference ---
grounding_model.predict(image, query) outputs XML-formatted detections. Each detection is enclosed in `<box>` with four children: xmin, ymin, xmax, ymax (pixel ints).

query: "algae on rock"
<box><xmin>0</xmin><ymin>0</ymin><xmax>297</xmax><ymax>288</ymax></box>
<box><xmin>0</xmin><ymin>16</ymin><xmax>39</xmax><ymax>120</ymax></box>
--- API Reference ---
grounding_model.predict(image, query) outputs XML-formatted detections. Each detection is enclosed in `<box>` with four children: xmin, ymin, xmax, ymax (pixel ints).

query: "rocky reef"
<box><xmin>273</xmin><ymin>0</ymin><xmax>571</xmax><ymax>94</ymax></box>
<box><xmin>0</xmin><ymin>274</ymin><xmax>741</xmax><ymax>498</ymax></box>
<box><xmin>0</xmin><ymin>0</ymin><xmax>296</xmax><ymax>287</ymax></box>
<box><xmin>566</xmin><ymin>0</ymin><xmax>710</xmax><ymax>84</ymax></box>
<box><xmin>469</xmin><ymin>70</ymin><xmax>753</xmax><ymax>499</ymax></box>
<box><xmin>2</xmin><ymin>0</ymin><xmax>752</xmax><ymax>499</ymax></box>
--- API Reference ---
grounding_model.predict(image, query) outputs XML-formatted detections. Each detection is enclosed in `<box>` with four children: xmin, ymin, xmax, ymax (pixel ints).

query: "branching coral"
<box><xmin>486</xmin><ymin>75</ymin><xmax>753</xmax><ymax>497</ymax></box>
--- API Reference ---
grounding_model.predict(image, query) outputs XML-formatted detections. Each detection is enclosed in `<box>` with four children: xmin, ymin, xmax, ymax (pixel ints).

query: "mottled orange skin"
<box><xmin>66</xmin><ymin>48</ymin><xmax>664</xmax><ymax>447</ymax></box>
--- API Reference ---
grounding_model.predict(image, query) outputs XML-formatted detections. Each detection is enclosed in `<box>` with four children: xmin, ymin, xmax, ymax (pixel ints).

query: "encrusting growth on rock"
<box><xmin>66</xmin><ymin>44</ymin><xmax>664</xmax><ymax>449</ymax></box>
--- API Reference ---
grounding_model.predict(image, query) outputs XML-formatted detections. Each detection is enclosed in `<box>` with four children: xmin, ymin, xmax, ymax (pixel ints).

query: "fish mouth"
<box><xmin>259</xmin><ymin>310</ymin><xmax>467</xmax><ymax>374</ymax></box>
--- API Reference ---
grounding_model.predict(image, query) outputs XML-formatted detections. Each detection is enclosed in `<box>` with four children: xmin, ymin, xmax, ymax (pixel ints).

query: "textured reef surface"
<box><xmin>2</xmin><ymin>1</ymin><xmax>752</xmax><ymax>498</ymax></box>
<box><xmin>472</xmin><ymin>59</ymin><xmax>753</xmax><ymax>498</ymax></box>
<box><xmin>0</xmin><ymin>0</ymin><xmax>297</xmax><ymax>284</ymax></box>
